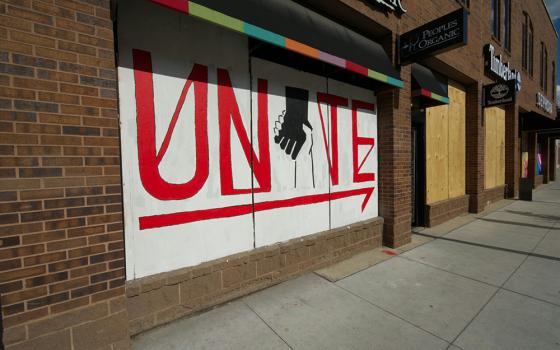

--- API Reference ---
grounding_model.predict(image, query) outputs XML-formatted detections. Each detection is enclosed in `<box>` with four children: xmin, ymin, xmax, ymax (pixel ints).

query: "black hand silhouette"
<box><xmin>274</xmin><ymin>87</ymin><xmax>312</xmax><ymax>160</ymax></box>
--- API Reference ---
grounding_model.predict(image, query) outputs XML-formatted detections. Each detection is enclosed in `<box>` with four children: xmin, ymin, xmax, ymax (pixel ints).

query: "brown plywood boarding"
<box><xmin>485</xmin><ymin>107</ymin><xmax>506</xmax><ymax>189</ymax></box>
<box><xmin>496</xmin><ymin>110</ymin><xmax>506</xmax><ymax>186</ymax></box>
<box><xmin>426</xmin><ymin>104</ymin><xmax>449</xmax><ymax>204</ymax></box>
<box><xmin>485</xmin><ymin>108</ymin><xmax>497</xmax><ymax>189</ymax></box>
<box><xmin>426</xmin><ymin>82</ymin><xmax>466</xmax><ymax>204</ymax></box>
<box><xmin>448</xmin><ymin>84</ymin><xmax>466</xmax><ymax>198</ymax></box>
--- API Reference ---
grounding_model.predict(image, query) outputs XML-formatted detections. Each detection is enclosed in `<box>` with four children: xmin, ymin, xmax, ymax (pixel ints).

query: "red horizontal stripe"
<box><xmin>345</xmin><ymin>61</ymin><xmax>368</xmax><ymax>76</ymax></box>
<box><xmin>151</xmin><ymin>0</ymin><xmax>188</xmax><ymax>13</ymax></box>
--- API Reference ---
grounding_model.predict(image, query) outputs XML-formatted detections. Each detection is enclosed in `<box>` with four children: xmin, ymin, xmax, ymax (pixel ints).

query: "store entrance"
<box><xmin>411</xmin><ymin>103</ymin><xmax>426</xmax><ymax>227</ymax></box>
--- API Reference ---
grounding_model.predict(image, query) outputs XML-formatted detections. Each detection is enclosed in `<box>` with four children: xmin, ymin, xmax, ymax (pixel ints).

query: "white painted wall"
<box><xmin>118</xmin><ymin>0</ymin><xmax>378</xmax><ymax>280</ymax></box>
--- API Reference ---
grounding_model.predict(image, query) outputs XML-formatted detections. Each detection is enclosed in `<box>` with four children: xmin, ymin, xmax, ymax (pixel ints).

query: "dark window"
<box><xmin>540</xmin><ymin>43</ymin><xmax>547</xmax><ymax>92</ymax></box>
<box><xmin>522</xmin><ymin>14</ymin><xmax>528</xmax><ymax>69</ymax></box>
<box><xmin>540</xmin><ymin>43</ymin><xmax>544</xmax><ymax>88</ymax></box>
<box><xmin>544</xmin><ymin>48</ymin><xmax>548</xmax><ymax>93</ymax></box>
<box><xmin>529</xmin><ymin>22</ymin><xmax>534</xmax><ymax>76</ymax></box>
<box><xmin>553</xmin><ymin>62</ymin><xmax>556</xmax><ymax>101</ymax></box>
<box><xmin>492</xmin><ymin>0</ymin><xmax>501</xmax><ymax>39</ymax></box>
<box><xmin>503</xmin><ymin>0</ymin><xmax>511</xmax><ymax>50</ymax></box>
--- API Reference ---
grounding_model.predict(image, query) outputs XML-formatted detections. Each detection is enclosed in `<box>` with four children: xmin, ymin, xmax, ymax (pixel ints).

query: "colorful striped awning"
<box><xmin>150</xmin><ymin>0</ymin><xmax>404</xmax><ymax>89</ymax></box>
<box><xmin>411</xmin><ymin>63</ymin><xmax>449</xmax><ymax>104</ymax></box>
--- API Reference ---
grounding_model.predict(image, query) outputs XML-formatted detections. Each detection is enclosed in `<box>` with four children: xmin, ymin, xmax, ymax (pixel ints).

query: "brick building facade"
<box><xmin>0</xmin><ymin>0</ymin><xmax>557</xmax><ymax>349</ymax></box>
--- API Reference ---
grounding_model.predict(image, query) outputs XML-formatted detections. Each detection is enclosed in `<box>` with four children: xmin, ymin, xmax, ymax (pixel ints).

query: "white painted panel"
<box><xmin>250</xmin><ymin>58</ymin><xmax>330</xmax><ymax>247</ymax></box>
<box><xmin>117</xmin><ymin>0</ymin><xmax>379</xmax><ymax>280</ymax></box>
<box><xmin>327</xmin><ymin>79</ymin><xmax>379</xmax><ymax>228</ymax></box>
<box><xmin>118</xmin><ymin>0</ymin><xmax>254</xmax><ymax>279</ymax></box>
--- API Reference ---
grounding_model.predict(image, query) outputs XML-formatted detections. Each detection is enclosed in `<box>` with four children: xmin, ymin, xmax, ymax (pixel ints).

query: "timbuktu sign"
<box><xmin>484</xmin><ymin>44</ymin><xmax>522</xmax><ymax>91</ymax></box>
<box><xmin>399</xmin><ymin>8</ymin><xmax>468</xmax><ymax>64</ymax></box>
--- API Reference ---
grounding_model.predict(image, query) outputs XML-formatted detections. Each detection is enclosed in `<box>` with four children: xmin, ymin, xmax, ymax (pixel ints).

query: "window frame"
<box><xmin>528</xmin><ymin>22</ymin><xmax>534</xmax><ymax>77</ymax></box>
<box><xmin>503</xmin><ymin>0</ymin><xmax>511</xmax><ymax>51</ymax></box>
<box><xmin>492</xmin><ymin>0</ymin><xmax>501</xmax><ymax>41</ymax></box>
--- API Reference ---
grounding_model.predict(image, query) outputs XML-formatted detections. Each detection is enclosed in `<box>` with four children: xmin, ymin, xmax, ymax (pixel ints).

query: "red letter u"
<box><xmin>133</xmin><ymin>49</ymin><xmax>209</xmax><ymax>200</ymax></box>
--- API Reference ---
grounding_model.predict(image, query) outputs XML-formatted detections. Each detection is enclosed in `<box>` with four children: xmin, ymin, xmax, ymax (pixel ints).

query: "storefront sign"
<box><xmin>399</xmin><ymin>9</ymin><xmax>468</xmax><ymax>64</ymax></box>
<box><xmin>483</xmin><ymin>80</ymin><xmax>516</xmax><ymax>107</ymax></box>
<box><xmin>536</xmin><ymin>92</ymin><xmax>553</xmax><ymax>114</ymax></box>
<box><xmin>366</xmin><ymin>0</ymin><xmax>406</xmax><ymax>13</ymax></box>
<box><xmin>484</xmin><ymin>44</ymin><xmax>522</xmax><ymax>91</ymax></box>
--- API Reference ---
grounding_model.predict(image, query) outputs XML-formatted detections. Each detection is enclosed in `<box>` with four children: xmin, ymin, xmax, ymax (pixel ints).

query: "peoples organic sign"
<box><xmin>399</xmin><ymin>9</ymin><xmax>468</xmax><ymax>64</ymax></box>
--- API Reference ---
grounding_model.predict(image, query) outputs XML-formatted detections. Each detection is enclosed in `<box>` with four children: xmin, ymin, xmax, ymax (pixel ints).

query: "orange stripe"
<box><xmin>285</xmin><ymin>39</ymin><xmax>319</xmax><ymax>59</ymax></box>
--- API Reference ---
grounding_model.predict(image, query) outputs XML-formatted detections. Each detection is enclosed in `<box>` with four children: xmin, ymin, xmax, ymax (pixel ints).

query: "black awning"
<box><xmin>411</xmin><ymin>63</ymin><xmax>449</xmax><ymax>105</ymax></box>
<box><xmin>151</xmin><ymin>0</ymin><xmax>403</xmax><ymax>88</ymax></box>
<box><xmin>520</xmin><ymin>111</ymin><xmax>560</xmax><ymax>132</ymax></box>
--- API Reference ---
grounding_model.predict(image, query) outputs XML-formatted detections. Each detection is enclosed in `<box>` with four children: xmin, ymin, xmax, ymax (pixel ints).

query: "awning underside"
<box><xmin>411</xmin><ymin>63</ymin><xmax>449</xmax><ymax>104</ymax></box>
<box><xmin>151</xmin><ymin>0</ymin><xmax>403</xmax><ymax>88</ymax></box>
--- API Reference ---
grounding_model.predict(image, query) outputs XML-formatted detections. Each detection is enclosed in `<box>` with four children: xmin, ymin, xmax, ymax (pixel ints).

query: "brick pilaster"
<box><xmin>504</xmin><ymin>102</ymin><xmax>519</xmax><ymax>198</ymax></box>
<box><xmin>377</xmin><ymin>65</ymin><xmax>412</xmax><ymax>248</ymax></box>
<box><xmin>0</xmin><ymin>1</ymin><xmax>129</xmax><ymax>349</ymax></box>
<box><xmin>465</xmin><ymin>82</ymin><xmax>485</xmax><ymax>212</ymax></box>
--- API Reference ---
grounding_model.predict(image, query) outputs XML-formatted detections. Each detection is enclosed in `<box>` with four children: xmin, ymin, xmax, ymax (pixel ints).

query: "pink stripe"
<box><xmin>319</xmin><ymin>51</ymin><xmax>346</xmax><ymax>68</ymax></box>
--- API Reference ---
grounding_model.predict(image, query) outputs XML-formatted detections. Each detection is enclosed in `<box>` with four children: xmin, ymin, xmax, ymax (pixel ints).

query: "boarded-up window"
<box><xmin>426</xmin><ymin>83</ymin><xmax>466</xmax><ymax>204</ymax></box>
<box><xmin>484</xmin><ymin>107</ymin><xmax>506</xmax><ymax>189</ymax></box>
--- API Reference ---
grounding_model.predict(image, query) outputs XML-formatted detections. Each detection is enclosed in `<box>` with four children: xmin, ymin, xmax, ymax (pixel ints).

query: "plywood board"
<box><xmin>117</xmin><ymin>2</ymin><xmax>255</xmax><ymax>279</ymax></box>
<box><xmin>327</xmin><ymin>78</ymin><xmax>378</xmax><ymax>229</ymax></box>
<box><xmin>448</xmin><ymin>84</ymin><xmax>466</xmax><ymax>198</ymax></box>
<box><xmin>426</xmin><ymin>104</ymin><xmax>449</xmax><ymax>204</ymax></box>
<box><xmin>250</xmin><ymin>58</ymin><xmax>330</xmax><ymax>247</ymax></box>
<box><xmin>484</xmin><ymin>107</ymin><xmax>506</xmax><ymax>189</ymax></box>
<box><xmin>485</xmin><ymin>108</ymin><xmax>496</xmax><ymax>189</ymax></box>
<box><xmin>496</xmin><ymin>110</ymin><xmax>506</xmax><ymax>186</ymax></box>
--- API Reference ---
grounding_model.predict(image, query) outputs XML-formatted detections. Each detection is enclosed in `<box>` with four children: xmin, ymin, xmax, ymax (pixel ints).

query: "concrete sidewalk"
<box><xmin>134</xmin><ymin>182</ymin><xmax>560</xmax><ymax>350</ymax></box>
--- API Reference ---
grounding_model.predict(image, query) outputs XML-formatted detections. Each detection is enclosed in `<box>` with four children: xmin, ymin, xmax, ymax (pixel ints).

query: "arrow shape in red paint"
<box><xmin>139</xmin><ymin>187</ymin><xmax>375</xmax><ymax>230</ymax></box>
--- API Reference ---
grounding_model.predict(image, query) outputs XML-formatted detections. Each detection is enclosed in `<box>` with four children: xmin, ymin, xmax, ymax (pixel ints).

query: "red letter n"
<box><xmin>317</xmin><ymin>92</ymin><xmax>348</xmax><ymax>186</ymax></box>
<box><xmin>217</xmin><ymin>69</ymin><xmax>271</xmax><ymax>195</ymax></box>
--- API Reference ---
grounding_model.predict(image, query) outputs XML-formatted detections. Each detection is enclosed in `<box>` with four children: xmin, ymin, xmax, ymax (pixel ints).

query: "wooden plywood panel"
<box><xmin>426</xmin><ymin>104</ymin><xmax>449</xmax><ymax>204</ymax></box>
<box><xmin>496</xmin><ymin>109</ymin><xmax>506</xmax><ymax>186</ymax></box>
<box><xmin>448</xmin><ymin>84</ymin><xmax>466</xmax><ymax>198</ymax></box>
<box><xmin>484</xmin><ymin>107</ymin><xmax>506</xmax><ymax>189</ymax></box>
<box><xmin>485</xmin><ymin>108</ymin><xmax>496</xmax><ymax>189</ymax></box>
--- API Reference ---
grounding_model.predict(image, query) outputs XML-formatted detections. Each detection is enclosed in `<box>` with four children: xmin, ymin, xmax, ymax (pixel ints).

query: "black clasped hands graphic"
<box><xmin>274</xmin><ymin>87</ymin><xmax>312</xmax><ymax>160</ymax></box>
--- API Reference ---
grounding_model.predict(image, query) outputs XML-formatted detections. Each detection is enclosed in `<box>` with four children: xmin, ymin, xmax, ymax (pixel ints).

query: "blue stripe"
<box><xmin>243</xmin><ymin>23</ymin><xmax>285</xmax><ymax>47</ymax></box>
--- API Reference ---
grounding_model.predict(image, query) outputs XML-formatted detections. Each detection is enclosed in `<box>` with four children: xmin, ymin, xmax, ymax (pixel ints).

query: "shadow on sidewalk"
<box><xmin>503</xmin><ymin>210</ymin><xmax>560</xmax><ymax>222</ymax></box>
<box><xmin>478</xmin><ymin>218</ymin><xmax>559</xmax><ymax>230</ymax></box>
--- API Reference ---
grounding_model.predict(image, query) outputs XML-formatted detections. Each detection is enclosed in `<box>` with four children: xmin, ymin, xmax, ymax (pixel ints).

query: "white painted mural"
<box><xmin>118</xmin><ymin>0</ymin><xmax>378</xmax><ymax>279</ymax></box>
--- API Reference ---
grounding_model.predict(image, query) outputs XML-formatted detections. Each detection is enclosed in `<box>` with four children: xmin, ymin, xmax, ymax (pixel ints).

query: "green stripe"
<box><xmin>367</xmin><ymin>69</ymin><xmax>387</xmax><ymax>82</ymax></box>
<box><xmin>244</xmin><ymin>23</ymin><xmax>285</xmax><ymax>47</ymax></box>
<box><xmin>189</xmin><ymin>2</ymin><xmax>244</xmax><ymax>33</ymax></box>
<box><xmin>430</xmin><ymin>92</ymin><xmax>449</xmax><ymax>104</ymax></box>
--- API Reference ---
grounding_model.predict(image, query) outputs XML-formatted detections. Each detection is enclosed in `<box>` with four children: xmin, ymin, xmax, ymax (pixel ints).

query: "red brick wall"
<box><xmin>0</xmin><ymin>0</ymin><xmax>128</xmax><ymax>349</ymax></box>
<box><xmin>127</xmin><ymin>218</ymin><xmax>383</xmax><ymax>336</ymax></box>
